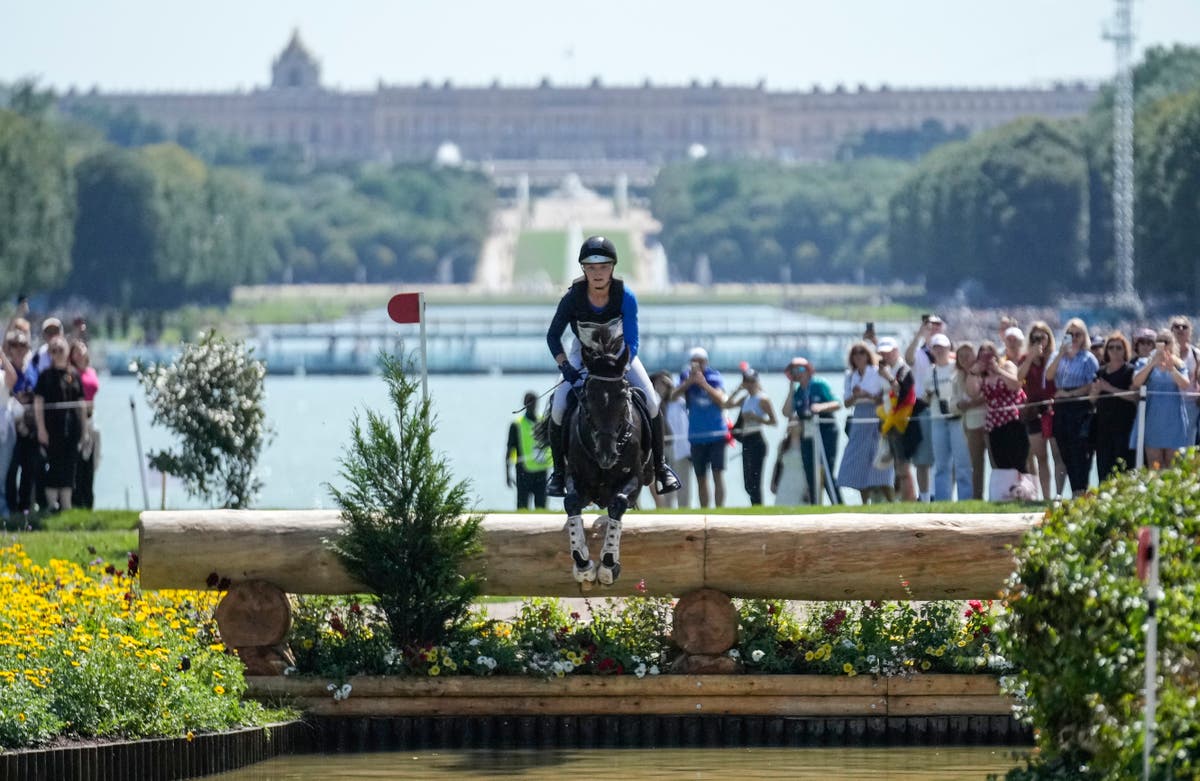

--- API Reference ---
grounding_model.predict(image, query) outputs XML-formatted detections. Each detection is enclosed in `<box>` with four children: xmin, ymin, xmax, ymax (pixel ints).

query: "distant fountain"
<box><xmin>695</xmin><ymin>253</ymin><xmax>713</xmax><ymax>288</ymax></box>
<box><xmin>564</xmin><ymin>221</ymin><xmax>584</xmax><ymax>286</ymax></box>
<box><xmin>614</xmin><ymin>173</ymin><xmax>629</xmax><ymax>217</ymax></box>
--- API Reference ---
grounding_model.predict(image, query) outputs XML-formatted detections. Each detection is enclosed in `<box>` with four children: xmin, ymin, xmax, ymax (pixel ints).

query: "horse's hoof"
<box><xmin>573</xmin><ymin>562</ymin><xmax>596</xmax><ymax>583</ymax></box>
<box><xmin>597</xmin><ymin>561</ymin><xmax>621</xmax><ymax>586</ymax></box>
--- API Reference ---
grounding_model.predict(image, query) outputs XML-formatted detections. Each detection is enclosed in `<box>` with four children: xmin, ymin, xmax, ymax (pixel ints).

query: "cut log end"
<box><xmin>672</xmin><ymin>588</ymin><xmax>738</xmax><ymax>655</ymax></box>
<box><xmin>215</xmin><ymin>580</ymin><xmax>292</xmax><ymax>648</ymax></box>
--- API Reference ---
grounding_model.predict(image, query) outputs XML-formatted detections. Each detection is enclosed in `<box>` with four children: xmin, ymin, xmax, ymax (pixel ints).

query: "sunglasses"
<box><xmin>1066</xmin><ymin>331</ymin><xmax>1083</xmax><ymax>338</ymax></box>
<box><xmin>1105</xmin><ymin>344</ymin><xmax>1125</xmax><ymax>350</ymax></box>
<box><xmin>1172</xmin><ymin>323</ymin><xmax>1190</xmax><ymax>331</ymax></box>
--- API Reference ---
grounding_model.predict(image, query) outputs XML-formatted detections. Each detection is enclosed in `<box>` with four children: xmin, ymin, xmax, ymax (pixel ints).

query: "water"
<box><xmin>213</xmin><ymin>747</ymin><xmax>1024</xmax><ymax>779</ymax></box>
<box><xmin>92</xmin><ymin>371</ymin><xmax>851</xmax><ymax>512</ymax></box>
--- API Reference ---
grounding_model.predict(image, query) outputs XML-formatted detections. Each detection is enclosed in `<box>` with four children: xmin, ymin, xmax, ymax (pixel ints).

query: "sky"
<box><xmin>3</xmin><ymin>1</ymin><xmax>1199</xmax><ymax>94</ymax></box>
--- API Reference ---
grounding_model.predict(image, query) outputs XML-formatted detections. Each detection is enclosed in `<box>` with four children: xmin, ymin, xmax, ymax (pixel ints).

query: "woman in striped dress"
<box><xmin>836</xmin><ymin>341</ymin><xmax>893</xmax><ymax>503</ymax></box>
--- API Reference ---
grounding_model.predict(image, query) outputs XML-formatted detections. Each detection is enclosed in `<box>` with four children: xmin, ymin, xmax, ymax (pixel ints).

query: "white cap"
<box><xmin>41</xmin><ymin>317</ymin><xmax>62</xmax><ymax>332</ymax></box>
<box><xmin>876</xmin><ymin>337</ymin><xmax>899</xmax><ymax>354</ymax></box>
<box><xmin>689</xmin><ymin>347</ymin><xmax>709</xmax><ymax>362</ymax></box>
<box><xmin>1004</xmin><ymin>326</ymin><xmax>1025</xmax><ymax>341</ymax></box>
<box><xmin>929</xmin><ymin>333</ymin><xmax>951</xmax><ymax>348</ymax></box>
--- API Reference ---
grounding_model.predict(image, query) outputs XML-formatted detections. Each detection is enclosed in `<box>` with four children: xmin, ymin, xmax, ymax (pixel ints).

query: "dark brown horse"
<box><xmin>543</xmin><ymin>339</ymin><xmax>651</xmax><ymax>585</ymax></box>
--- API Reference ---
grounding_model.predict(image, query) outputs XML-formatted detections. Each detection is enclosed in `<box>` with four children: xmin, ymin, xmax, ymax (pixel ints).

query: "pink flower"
<box><xmin>635</xmin><ymin>579</ymin><xmax>647</xmax><ymax>593</ymax></box>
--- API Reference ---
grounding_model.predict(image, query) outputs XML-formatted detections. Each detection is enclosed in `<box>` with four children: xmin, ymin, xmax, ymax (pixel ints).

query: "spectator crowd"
<box><xmin>2</xmin><ymin>302</ymin><xmax>100</xmax><ymax>518</ymax></box>
<box><xmin>645</xmin><ymin>312</ymin><xmax>1200</xmax><ymax>508</ymax></box>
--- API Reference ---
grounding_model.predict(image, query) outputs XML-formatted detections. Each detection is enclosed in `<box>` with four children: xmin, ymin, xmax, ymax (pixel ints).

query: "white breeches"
<box><xmin>551</xmin><ymin>353</ymin><xmax>659</xmax><ymax>423</ymax></box>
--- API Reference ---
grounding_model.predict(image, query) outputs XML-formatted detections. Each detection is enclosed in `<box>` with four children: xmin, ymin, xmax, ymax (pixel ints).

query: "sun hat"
<box><xmin>689</xmin><ymin>347</ymin><xmax>709</xmax><ymax>362</ymax></box>
<box><xmin>1003</xmin><ymin>326</ymin><xmax>1025</xmax><ymax>341</ymax></box>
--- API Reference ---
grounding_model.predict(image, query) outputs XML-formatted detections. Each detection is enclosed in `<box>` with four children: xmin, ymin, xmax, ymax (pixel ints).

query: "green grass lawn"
<box><xmin>513</xmin><ymin>230</ymin><xmax>569</xmax><ymax>284</ymax></box>
<box><xmin>5</xmin><ymin>509</ymin><xmax>140</xmax><ymax>567</ymax></box>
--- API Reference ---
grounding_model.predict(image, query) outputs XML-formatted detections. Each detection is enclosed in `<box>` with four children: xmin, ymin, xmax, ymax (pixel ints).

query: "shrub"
<box><xmin>329</xmin><ymin>353</ymin><xmax>483</xmax><ymax>652</ymax></box>
<box><xmin>999</xmin><ymin>451</ymin><xmax>1200</xmax><ymax>780</ymax></box>
<box><xmin>134</xmin><ymin>330</ymin><xmax>270</xmax><ymax>508</ymax></box>
<box><xmin>0</xmin><ymin>544</ymin><xmax>271</xmax><ymax>749</ymax></box>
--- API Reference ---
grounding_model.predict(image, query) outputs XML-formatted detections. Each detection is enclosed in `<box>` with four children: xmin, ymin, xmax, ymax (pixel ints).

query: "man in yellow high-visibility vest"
<box><xmin>506</xmin><ymin>391</ymin><xmax>552</xmax><ymax>509</ymax></box>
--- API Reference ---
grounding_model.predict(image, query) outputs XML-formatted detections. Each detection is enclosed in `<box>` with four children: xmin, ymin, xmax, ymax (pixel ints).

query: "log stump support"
<box><xmin>214</xmin><ymin>580</ymin><xmax>295</xmax><ymax>676</ymax></box>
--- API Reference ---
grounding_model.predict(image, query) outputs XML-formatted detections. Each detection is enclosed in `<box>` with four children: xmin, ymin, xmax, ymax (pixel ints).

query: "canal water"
<box><xmin>214</xmin><ymin>747</ymin><xmax>1024</xmax><ymax>779</ymax></box>
<box><xmin>90</xmin><ymin>371</ymin><xmax>855</xmax><ymax>513</ymax></box>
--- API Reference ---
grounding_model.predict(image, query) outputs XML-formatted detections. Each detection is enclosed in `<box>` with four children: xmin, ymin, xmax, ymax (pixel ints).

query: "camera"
<box><xmin>1030</xmin><ymin>333</ymin><xmax>1045</xmax><ymax>344</ymax></box>
<box><xmin>938</xmin><ymin>399</ymin><xmax>951</xmax><ymax>416</ymax></box>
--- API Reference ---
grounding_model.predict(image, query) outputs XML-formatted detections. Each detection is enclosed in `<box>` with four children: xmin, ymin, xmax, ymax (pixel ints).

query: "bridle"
<box><xmin>575</xmin><ymin>371</ymin><xmax>635</xmax><ymax>467</ymax></box>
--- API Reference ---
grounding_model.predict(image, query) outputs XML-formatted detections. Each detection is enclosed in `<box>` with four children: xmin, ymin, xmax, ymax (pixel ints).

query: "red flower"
<box><xmin>126</xmin><ymin>552</ymin><xmax>140</xmax><ymax>578</ymax></box>
<box><xmin>329</xmin><ymin>615</ymin><xmax>348</xmax><ymax>636</ymax></box>
<box><xmin>968</xmin><ymin>600</ymin><xmax>984</xmax><ymax>614</ymax></box>
<box><xmin>570</xmin><ymin>612</ymin><xmax>581</xmax><ymax>620</ymax></box>
<box><xmin>104</xmin><ymin>564</ymin><xmax>117</xmax><ymax>576</ymax></box>
<box><xmin>350</xmin><ymin>603</ymin><xmax>361</xmax><ymax>614</ymax></box>
<box><xmin>635</xmin><ymin>579</ymin><xmax>647</xmax><ymax>593</ymax></box>
<box><xmin>767</xmin><ymin>604</ymin><xmax>776</xmax><ymax>615</ymax></box>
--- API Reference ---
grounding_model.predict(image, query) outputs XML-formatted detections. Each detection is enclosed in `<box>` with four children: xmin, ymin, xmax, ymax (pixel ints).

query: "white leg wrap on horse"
<box><xmin>597</xmin><ymin>516</ymin><xmax>623</xmax><ymax>585</ymax></box>
<box><xmin>567</xmin><ymin>515</ymin><xmax>595</xmax><ymax>583</ymax></box>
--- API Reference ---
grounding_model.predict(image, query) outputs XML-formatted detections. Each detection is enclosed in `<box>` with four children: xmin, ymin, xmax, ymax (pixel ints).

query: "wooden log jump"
<box><xmin>139</xmin><ymin>510</ymin><xmax>1036</xmax><ymax>600</ymax></box>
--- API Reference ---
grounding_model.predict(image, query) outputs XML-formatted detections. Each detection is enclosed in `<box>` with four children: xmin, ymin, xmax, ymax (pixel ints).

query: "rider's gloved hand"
<box><xmin>558</xmin><ymin>362</ymin><xmax>583</xmax><ymax>385</ymax></box>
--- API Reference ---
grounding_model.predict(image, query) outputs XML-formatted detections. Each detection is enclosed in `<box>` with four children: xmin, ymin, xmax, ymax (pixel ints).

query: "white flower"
<box><xmin>635</xmin><ymin>663</ymin><xmax>647</xmax><ymax>679</ymax></box>
<box><xmin>469</xmin><ymin>638</ymin><xmax>481</xmax><ymax>647</ymax></box>
<box><xmin>282</xmin><ymin>666</ymin><xmax>297</xmax><ymax>676</ymax></box>
<box><xmin>750</xmin><ymin>649</ymin><xmax>765</xmax><ymax>663</ymax></box>
<box><xmin>727</xmin><ymin>649</ymin><xmax>740</xmax><ymax>658</ymax></box>
<box><xmin>649</xmin><ymin>665</ymin><xmax>660</xmax><ymax>676</ymax></box>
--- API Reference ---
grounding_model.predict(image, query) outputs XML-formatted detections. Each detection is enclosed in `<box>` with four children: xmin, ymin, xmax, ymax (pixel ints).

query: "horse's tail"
<box><xmin>533</xmin><ymin>413</ymin><xmax>551</xmax><ymax>448</ymax></box>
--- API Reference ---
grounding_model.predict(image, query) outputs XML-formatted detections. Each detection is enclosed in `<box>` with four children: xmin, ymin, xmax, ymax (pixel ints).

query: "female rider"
<box><xmin>545</xmin><ymin>235</ymin><xmax>681</xmax><ymax>497</ymax></box>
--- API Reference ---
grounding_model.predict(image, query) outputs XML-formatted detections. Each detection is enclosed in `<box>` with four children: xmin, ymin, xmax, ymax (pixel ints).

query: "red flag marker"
<box><xmin>387</xmin><ymin>293</ymin><xmax>422</xmax><ymax>324</ymax></box>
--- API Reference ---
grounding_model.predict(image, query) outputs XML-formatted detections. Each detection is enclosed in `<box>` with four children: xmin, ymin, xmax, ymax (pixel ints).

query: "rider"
<box><xmin>545</xmin><ymin>235</ymin><xmax>681</xmax><ymax>498</ymax></box>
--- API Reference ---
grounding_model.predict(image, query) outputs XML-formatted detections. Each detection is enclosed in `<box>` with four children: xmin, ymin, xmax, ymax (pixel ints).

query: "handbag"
<box><xmin>872</xmin><ymin>432</ymin><xmax>894</xmax><ymax>470</ymax></box>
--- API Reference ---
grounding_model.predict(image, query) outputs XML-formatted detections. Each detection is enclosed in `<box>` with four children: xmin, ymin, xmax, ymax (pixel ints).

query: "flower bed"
<box><xmin>0</xmin><ymin>544</ymin><xmax>274</xmax><ymax>751</ymax></box>
<box><xmin>288</xmin><ymin>594</ymin><xmax>1008</xmax><ymax>681</ymax></box>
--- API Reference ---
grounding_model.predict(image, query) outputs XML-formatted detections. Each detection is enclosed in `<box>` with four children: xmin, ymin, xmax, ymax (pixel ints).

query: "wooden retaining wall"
<box><xmin>247</xmin><ymin>674</ymin><xmax>1013</xmax><ymax>718</ymax></box>
<box><xmin>0</xmin><ymin>721</ymin><xmax>311</xmax><ymax>781</ymax></box>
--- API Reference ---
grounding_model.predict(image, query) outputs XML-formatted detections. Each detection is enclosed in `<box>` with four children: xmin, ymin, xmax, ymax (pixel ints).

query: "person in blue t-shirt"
<box><xmin>544</xmin><ymin>235</ymin><xmax>681</xmax><ymax>498</ymax></box>
<box><xmin>670</xmin><ymin>347</ymin><xmax>728</xmax><ymax>507</ymax></box>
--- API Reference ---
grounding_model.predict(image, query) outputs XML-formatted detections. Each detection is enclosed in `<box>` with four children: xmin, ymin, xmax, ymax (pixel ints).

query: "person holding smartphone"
<box><xmin>1130</xmin><ymin>329</ymin><xmax>1191</xmax><ymax>469</ymax></box>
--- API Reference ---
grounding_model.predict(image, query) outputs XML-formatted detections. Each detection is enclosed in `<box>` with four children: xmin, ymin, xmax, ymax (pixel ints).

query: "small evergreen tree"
<box><xmin>330</xmin><ymin>353</ymin><xmax>482</xmax><ymax>650</ymax></box>
<box><xmin>135</xmin><ymin>331</ymin><xmax>270</xmax><ymax>508</ymax></box>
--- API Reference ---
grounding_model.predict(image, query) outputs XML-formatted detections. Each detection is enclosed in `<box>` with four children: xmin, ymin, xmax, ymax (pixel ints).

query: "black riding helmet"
<box><xmin>578</xmin><ymin>235</ymin><xmax>618</xmax><ymax>265</ymax></box>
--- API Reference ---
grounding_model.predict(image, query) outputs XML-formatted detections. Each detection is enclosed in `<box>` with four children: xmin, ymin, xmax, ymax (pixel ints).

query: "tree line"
<box><xmin>0</xmin><ymin>94</ymin><xmax>495</xmax><ymax>309</ymax></box>
<box><xmin>652</xmin><ymin>45</ymin><xmax>1200</xmax><ymax>305</ymax></box>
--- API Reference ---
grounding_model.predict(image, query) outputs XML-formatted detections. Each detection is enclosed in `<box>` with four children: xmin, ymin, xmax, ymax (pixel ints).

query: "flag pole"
<box><xmin>419</xmin><ymin>291</ymin><xmax>428</xmax><ymax>407</ymax></box>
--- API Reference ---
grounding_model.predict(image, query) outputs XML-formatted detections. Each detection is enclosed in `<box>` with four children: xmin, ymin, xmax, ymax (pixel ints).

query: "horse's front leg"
<box><xmin>564</xmin><ymin>488</ymin><xmax>596</xmax><ymax>583</ymax></box>
<box><xmin>597</xmin><ymin>475</ymin><xmax>640</xmax><ymax>585</ymax></box>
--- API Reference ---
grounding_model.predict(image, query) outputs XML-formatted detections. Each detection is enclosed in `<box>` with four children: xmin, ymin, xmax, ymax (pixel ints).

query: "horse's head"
<box><xmin>579</xmin><ymin>369</ymin><xmax>632</xmax><ymax>471</ymax></box>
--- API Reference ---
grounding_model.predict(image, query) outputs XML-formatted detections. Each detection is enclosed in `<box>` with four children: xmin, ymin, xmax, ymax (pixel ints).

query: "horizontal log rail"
<box><xmin>139</xmin><ymin>510</ymin><xmax>1037</xmax><ymax>600</ymax></box>
<box><xmin>245</xmin><ymin>674</ymin><xmax>1013</xmax><ymax>718</ymax></box>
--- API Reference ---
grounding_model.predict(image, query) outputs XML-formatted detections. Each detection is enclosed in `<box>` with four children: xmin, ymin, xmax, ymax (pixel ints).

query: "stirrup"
<box><xmin>655</xmin><ymin>464</ymin><xmax>681</xmax><ymax>494</ymax></box>
<box><xmin>547</xmin><ymin>470</ymin><xmax>566</xmax><ymax>498</ymax></box>
<box><xmin>597</xmin><ymin>517</ymin><xmax>622</xmax><ymax>585</ymax></box>
<box><xmin>567</xmin><ymin>516</ymin><xmax>595</xmax><ymax>583</ymax></box>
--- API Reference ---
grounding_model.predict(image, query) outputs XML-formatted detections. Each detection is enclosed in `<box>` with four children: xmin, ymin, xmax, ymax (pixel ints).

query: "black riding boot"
<box><xmin>651</xmin><ymin>413</ymin><xmax>681</xmax><ymax>494</ymax></box>
<box><xmin>546</xmin><ymin>421</ymin><xmax>567</xmax><ymax>497</ymax></box>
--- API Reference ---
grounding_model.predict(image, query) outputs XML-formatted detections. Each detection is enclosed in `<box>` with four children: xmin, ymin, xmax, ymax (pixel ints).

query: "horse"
<box><xmin>539</xmin><ymin>339</ymin><xmax>652</xmax><ymax>585</ymax></box>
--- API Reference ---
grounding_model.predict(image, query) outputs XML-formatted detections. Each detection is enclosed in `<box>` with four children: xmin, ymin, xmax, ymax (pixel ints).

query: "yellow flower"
<box><xmin>17</xmin><ymin>713</ymin><xmax>25</xmax><ymax>722</ymax></box>
<box><xmin>921</xmin><ymin>660</ymin><xmax>932</xmax><ymax>670</ymax></box>
<box><xmin>804</xmin><ymin>651</ymin><xmax>814</xmax><ymax>662</ymax></box>
<box><xmin>186</xmin><ymin>731</ymin><xmax>195</xmax><ymax>742</ymax></box>
<box><xmin>303</xmin><ymin>639</ymin><xmax>314</xmax><ymax>649</ymax></box>
<box><xmin>428</xmin><ymin>665</ymin><xmax>441</xmax><ymax>676</ymax></box>
<box><xmin>842</xmin><ymin>663</ymin><xmax>854</xmax><ymax>674</ymax></box>
<box><xmin>213</xmin><ymin>685</ymin><xmax>226</xmax><ymax>695</ymax></box>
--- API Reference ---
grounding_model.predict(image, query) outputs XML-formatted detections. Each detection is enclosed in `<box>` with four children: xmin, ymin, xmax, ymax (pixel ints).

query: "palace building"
<box><xmin>60</xmin><ymin>32</ymin><xmax>1098</xmax><ymax>184</ymax></box>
